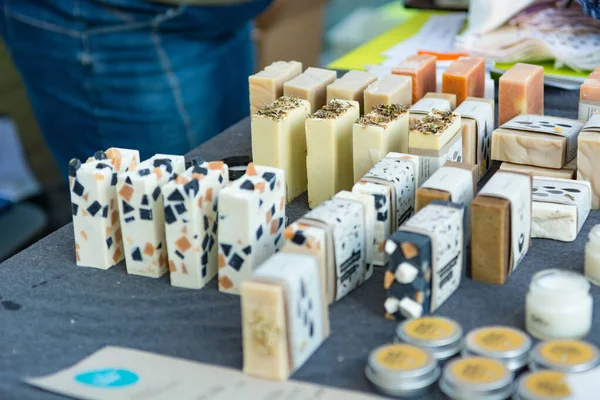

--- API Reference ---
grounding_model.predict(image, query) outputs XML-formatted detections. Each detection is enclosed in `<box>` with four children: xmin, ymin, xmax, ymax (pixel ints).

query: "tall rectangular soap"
<box><xmin>392</xmin><ymin>54</ymin><xmax>437</xmax><ymax>104</ymax></box>
<box><xmin>363</xmin><ymin>74</ymin><xmax>412</xmax><ymax>114</ymax></box>
<box><xmin>580</xmin><ymin>67</ymin><xmax>600</xmax><ymax>121</ymax></box>
<box><xmin>327</xmin><ymin>70</ymin><xmax>377</xmax><ymax>114</ymax></box>
<box><xmin>577</xmin><ymin>113</ymin><xmax>600</xmax><ymax>209</ymax></box>
<box><xmin>442</xmin><ymin>57</ymin><xmax>486</xmax><ymax>106</ymax></box>
<box><xmin>249</xmin><ymin>61</ymin><xmax>303</xmax><ymax>114</ymax></box>
<box><xmin>455</xmin><ymin>97</ymin><xmax>495</xmax><ymax>178</ymax></box>
<box><xmin>283</xmin><ymin>67</ymin><xmax>337</xmax><ymax>113</ymax></box>
<box><xmin>498</xmin><ymin>63</ymin><xmax>544</xmax><ymax>125</ymax></box>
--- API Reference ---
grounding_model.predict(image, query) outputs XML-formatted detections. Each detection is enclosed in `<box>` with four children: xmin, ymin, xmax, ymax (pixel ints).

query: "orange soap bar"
<box><xmin>442</xmin><ymin>57</ymin><xmax>486</xmax><ymax>106</ymax></box>
<box><xmin>498</xmin><ymin>63</ymin><xmax>544</xmax><ymax>126</ymax></box>
<box><xmin>581</xmin><ymin>67</ymin><xmax>600</xmax><ymax>102</ymax></box>
<box><xmin>393</xmin><ymin>55</ymin><xmax>437</xmax><ymax>104</ymax></box>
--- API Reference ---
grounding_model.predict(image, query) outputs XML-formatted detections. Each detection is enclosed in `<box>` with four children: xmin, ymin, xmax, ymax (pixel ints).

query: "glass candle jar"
<box><xmin>525</xmin><ymin>269</ymin><xmax>592</xmax><ymax>340</ymax></box>
<box><xmin>585</xmin><ymin>224</ymin><xmax>600</xmax><ymax>286</ymax></box>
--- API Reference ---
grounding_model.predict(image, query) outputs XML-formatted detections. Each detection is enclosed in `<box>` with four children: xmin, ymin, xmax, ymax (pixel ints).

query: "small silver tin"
<box><xmin>529</xmin><ymin>339</ymin><xmax>600</xmax><ymax>373</ymax></box>
<box><xmin>513</xmin><ymin>370</ymin><xmax>574</xmax><ymax>400</ymax></box>
<box><xmin>396</xmin><ymin>316</ymin><xmax>464</xmax><ymax>361</ymax></box>
<box><xmin>462</xmin><ymin>326</ymin><xmax>532</xmax><ymax>371</ymax></box>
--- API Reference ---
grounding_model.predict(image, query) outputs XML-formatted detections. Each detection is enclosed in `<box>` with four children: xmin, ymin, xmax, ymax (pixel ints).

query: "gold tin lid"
<box><xmin>397</xmin><ymin>317</ymin><xmax>463</xmax><ymax>360</ymax></box>
<box><xmin>530</xmin><ymin>340</ymin><xmax>600</xmax><ymax>373</ymax></box>
<box><xmin>463</xmin><ymin>326</ymin><xmax>532</xmax><ymax>371</ymax></box>
<box><xmin>515</xmin><ymin>370</ymin><xmax>573</xmax><ymax>400</ymax></box>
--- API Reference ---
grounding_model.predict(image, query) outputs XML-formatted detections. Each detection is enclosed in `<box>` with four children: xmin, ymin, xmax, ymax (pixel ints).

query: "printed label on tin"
<box><xmin>471</xmin><ymin>328</ymin><xmax>526</xmax><ymax>352</ymax></box>
<box><xmin>403</xmin><ymin>317</ymin><xmax>458</xmax><ymax>341</ymax></box>
<box><xmin>524</xmin><ymin>371</ymin><xmax>571</xmax><ymax>397</ymax></box>
<box><xmin>450</xmin><ymin>358</ymin><xmax>509</xmax><ymax>384</ymax></box>
<box><xmin>375</xmin><ymin>344</ymin><xmax>430</xmax><ymax>371</ymax></box>
<box><xmin>539</xmin><ymin>341</ymin><xmax>597</xmax><ymax>366</ymax></box>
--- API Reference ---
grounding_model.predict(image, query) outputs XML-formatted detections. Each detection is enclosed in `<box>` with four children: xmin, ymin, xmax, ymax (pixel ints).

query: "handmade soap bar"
<box><xmin>384</xmin><ymin>201</ymin><xmax>466</xmax><ymax>320</ymax></box>
<box><xmin>392</xmin><ymin>55</ymin><xmax>437</xmax><ymax>104</ymax></box>
<box><xmin>580</xmin><ymin>67</ymin><xmax>600</xmax><ymax>121</ymax></box>
<box><xmin>327</xmin><ymin>70</ymin><xmax>376</xmax><ymax>114</ymax></box>
<box><xmin>70</xmin><ymin>148</ymin><xmax>140</xmax><ymax>270</ymax></box>
<box><xmin>471</xmin><ymin>171</ymin><xmax>532</xmax><ymax>285</ymax></box>
<box><xmin>249</xmin><ymin>61</ymin><xmax>302</xmax><ymax>114</ymax></box>
<box><xmin>455</xmin><ymin>97</ymin><xmax>495</xmax><ymax>178</ymax></box>
<box><xmin>491</xmin><ymin>114</ymin><xmax>584</xmax><ymax>169</ymax></box>
<box><xmin>578</xmin><ymin>113</ymin><xmax>600</xmax><ymax>209</ymax></box>
<box><xmin>531</xmin><ymin>177</ymin><xmax>591</xmax><ymax>242</ymax></box>
<box><xmin>251</xmin><ymin>96</ymin><xmax>311</xmax><ymax>202</ymax></box>
<box><xmin>117</xmin><ymin>154</ymin><xmax>185</xmax><ymax>278</ymax></box>
<box><xmin>241</xmin><ymin>252</ymin><xmax>329</xmax><ymax>381</ymax></box>
<box><xmin>442</xmin><ymin>57</ymin><xmax>486</xmax><ymax>106</ymax></box>
<box><xmin>162</xmin><ymin>159</ymin><xmax>229</xmax><ymax>289</ymax></box>
<box><xmin>363</xmin><ymin>74</ymin><xmax>412</xmax><ymax>114</ymax></box>
<box><xmin>409</xmin><ymin>92</ymin><xmax>456</xmax><ymax>129</ymax></box>
<box><xmin>410</xmin><ymin>109</ymin><xmax>461</xmax><ymax>151</ymax></box>
<box><xmin>352</xmin><ymin>104</ymin><xmax>410</xmax><ymax>182</ymax></box>
<box><xmin>500</xmin><ymin>159</ymin><xmax>577</xmax><ymax>180</ymax></box>
<box><xmin>283</xmin><ymin>67</ymin><xmax>337</xmax><ymax>113</ymax></box>
<box><xmin>306</xmin><ymin>99</ymin><xmax>360</xmax><ymax>209</ymax></box>
<box><xmin>498</xmin><ymin>63</ymin><xmax>544</xmax><ymax>125</ymax></box>
<box><xmin>217</xmin><ymin>164</ymin><xmax>286</xmax><ymax>294</ymax></box>
<box><xmin>413</xmin><ymin>132</ymin><xmax>464</xmax><ymax>185</ymax></box>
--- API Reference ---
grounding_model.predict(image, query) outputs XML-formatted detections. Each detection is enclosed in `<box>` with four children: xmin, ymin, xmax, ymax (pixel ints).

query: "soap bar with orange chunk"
<box><xmin>442</xmin><ymin>57</ymin><xmax>486</xmax><ymax>106</ymax></box>
<box><xmin>249</xmin><ymin>61</ymin><xmax>302</xmax><ymax>114</ymax></box>
<box><xmin>500</xmin><ymin>159</ymin><xmax>577</xmax><ymax>180</ymax></box>
<box><xmin>363</xmin><ymin>74</ymin><xmax>412</xmax><ymax>114</ymax></box>
<box><xmin>217</xmin><ymin>164</ymin><xmax>286</xmax><ymax>295</ymax></box>
<box><xmin>392</xmin><ymin>54</ymin><xmax>437</xmax><ymax>104</ymax></box>
<box><xmin>69</xmin><ymin>148</ymin><xmax>140</xmax><ymax>270</ymax></box>
<box><xmin>409</xmin><ymin>92</ymin><xmax>457</xmax><ymax>129</ymax></box>
<box><xmin>162</xmin><ymin>158</ymin><xmax>229</xmax><ymax>289</ymax></box>
<box><xmin>580</xmin><ymin>67</ymin><xmax>600</xmax><ymax>121</ymax></box>
<box><xmin>498</xmin><ymin>63</ymin><xmax>544</xmax><ymax>125</ymax></box>
<box><xmin>326</xmin><ymin>70</ymin><xmax>377</xmax><ymax>113</ymax></box>
<box><xmin>283</xmin><ymin>67</ymin><xmax>337</xmax><ymax>113</ymax></box>
<box><xmin>116</xmin><ymin>154</ymin><xmax>185</xmax><ymax>278</ymax></box>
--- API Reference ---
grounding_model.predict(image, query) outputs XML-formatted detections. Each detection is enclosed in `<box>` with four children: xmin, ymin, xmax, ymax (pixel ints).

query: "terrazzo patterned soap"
<box><xmin>116</xmin><ymin>154</ymin><xmax>185</xmax><ymax>278</ymax></box>
<box><xmin>162</xmin><ymin>158</ymin><xmax>229</xmax><ymax>289</ymax></box>
<box><xmin>217</xmin><ymin>164</ymin><xmax>285</xmax><ymax>295</ymax></box>
<box><xmin>384</xmin><ymin>201</ymin><xmax>466</xmax><ymax>320</ymax></box>
<box><xmin>251</xmin><ymin>96</ymin><xmax>311</xmax><ymax>202</ymax></box>
<box><xmin>70</xmin><ymin>148</ymin><xmax>140</xmax><ymax>270</ymax></box>
<box><xmin>241</xmin><ymin>252</ymin><xmax>329</xmax><ymax>381</ymax></box>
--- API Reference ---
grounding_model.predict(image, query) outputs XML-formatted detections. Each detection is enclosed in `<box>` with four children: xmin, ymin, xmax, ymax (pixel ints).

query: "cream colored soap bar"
<box><xmin>498</xmin><ymin>63</ymin><xmax>544</xmax><ymax>126</ymax></box>
<box><xmin>455</xmin><ymin>97</ymin><xmax>495</xmax><ymax>179</ymax></box>
<box><xmin>409</xmin><ymin>92</ymin><xmax>456</xmax><ymax>129</ymax></box>
<box><xmin>327</xmin><ymin>70</ymin><xmax>377</xmax><ymax>114</ymax></box>
<box><xmin>579</xmin><ymin>67</ymin><xmax>600</xmax><ymax>121</ymax></box>
<box><xmin>409</xmin><ymin>109</ymin><xmax>461</xmax><ymax>150</ymax></box>
<box><xmin>352</xmin><ymin>104</ymin><xmax>410</xmax><ymax>182</ymax></box>
<box><xmin>363</xmin><ymin>74</ymin><xmax>412</xmax><ymax>114</ymax></box>
<box><xmin>306</xmin><ymin>99</ymin><xmax>360</xmax><ymax>209</ymax></box>
<box><xmin>578</xmin><ymin>113</ymin><xmax>600</xmax><ymax>209</ymax></box>
<box><xmin>251</xmin><ymin>96</ymin><xmax>311</xmax><ymax>202</ymax></box>
<box><xmin>500</xmin><ymin>160</ymin><xmax>577</xmax><ymax>180</ymax></box>
<box><xmin>283</xmin><ymin>67</ymin><xmax>337</xmax><ymax>113</ymax></box>
<box><xmin>249</xmin><ymin>61</ymin><xmax>303</xmax><ymax>114</ymax></box>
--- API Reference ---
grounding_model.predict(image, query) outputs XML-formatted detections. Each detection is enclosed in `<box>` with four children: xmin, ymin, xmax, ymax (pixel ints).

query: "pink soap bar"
<box><xmin>581</xmin><ymin>67</ymin><xmax>600</xmax><ymax>102</ymax></box>
<box><xmin>393</xmin><ymin>55</ymin><xmax>437</xmax><ymax>104</ymax></box>
<box><xmin>498</xmin><ymin>63</ymin><xmax>544</xmax><ymax>126</ymax></box>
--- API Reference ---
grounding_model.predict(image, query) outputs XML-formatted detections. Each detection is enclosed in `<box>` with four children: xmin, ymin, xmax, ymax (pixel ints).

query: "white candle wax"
<box><xmin>526</xmin><ymin>269</ymin><xmax>592</xmax><ymax>340</ymax></box>
<box><xmin>585</xmin><ymin>225</ymin><xmax>600</xmax><ymax>286</ymax></box>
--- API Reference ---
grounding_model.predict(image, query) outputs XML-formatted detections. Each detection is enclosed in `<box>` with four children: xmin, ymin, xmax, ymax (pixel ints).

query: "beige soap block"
<box><xmin>409</xmin><ymin>109</ymin><xmax>461</xmax><ymax>150</ymax></box>
<box><xmin>352</xmin><ymin>104</ymin><xmax>410</xmax><ymax>182</ymax></box>
<box><xmin>363</xmin><ymin>74</ymin><xmax>412</xmax><ymax>114</ymax></box>
<box><xmin>578</xmin><ymin>114</ymin><xmax>600</xmax><ymax>209</ymax></box>
<box><xmin>498</xmin><ymin>63</ymin><xmax>544</xmax><ymax>126</ymax></box>
<box><xmin>283</xmin><ymin>67</ymin><xmax>337</xmax><ymax>114</ymax></box>
<box><xmin>251</xmin><ymin>96</ymin><xmax>311</xmax><ymax>202</ymax></box>
<box><xmin>457</xmin><ymin>97</ymin><xmax>495</xmax><ymax>168</ymax></box>
<box><xmin>409</xmin><ymin>92</ymin><xmax>457</xmax><ymax>129</ymax></box>
<box><xmin>580</xmin><ymin>67</ymin><xmax>600</xmax><ymax>120</ymax></box>
<box><xmin>327</xmin><ymin>70</ymin><xmax>377</xmax><ymax>114</ymax></box>
<box><xmin>306</xmin><ymin>99</ymin><xmax>360</xmax><ymax>209</ymax></box>
<box><xmin>249</xmin><ymin>61</ymin><xmax>303</xmax><ymax>114</ymax></box>
<box><xmin>500</xmin><ymin>160</ymin><xmax>577</xmax><ymax>180</ymax></box>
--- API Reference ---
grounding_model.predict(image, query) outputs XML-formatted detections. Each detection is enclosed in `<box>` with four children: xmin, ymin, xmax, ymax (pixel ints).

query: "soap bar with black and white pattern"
<box><xmin>217</xmin><ymin>164</ymin><xmax>286</xmax><ymax>295</ymax></box>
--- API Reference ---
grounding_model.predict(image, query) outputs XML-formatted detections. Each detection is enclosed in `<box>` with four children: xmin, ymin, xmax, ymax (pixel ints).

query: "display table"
<box><xmin>1</xmin><ymin>87</ymin><xmax>598</xmax><ymax>400</ymax></box>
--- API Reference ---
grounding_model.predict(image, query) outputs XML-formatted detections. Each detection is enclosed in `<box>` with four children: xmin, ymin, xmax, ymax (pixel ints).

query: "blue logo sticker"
<box><xmin>75</xmin><ymin>368</ymin><xmax>139</xmax><ymax>388</ymax></box>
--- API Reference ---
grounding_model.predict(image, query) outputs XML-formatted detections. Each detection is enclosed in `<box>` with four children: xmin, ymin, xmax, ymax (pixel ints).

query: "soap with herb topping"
<box><xmin>306</xmin><ymin>99</ymin><xmax>360</xmax><ymax>209</ymax></box>
<box><xmin>409</xmin><ymin>109</ymin><xmax>462</xmax><ymax>151</ymax></box>
<box><xmin>363</xmin><ymin>74</ymin><xmax>412</xmax><ymax>114</ymax></box>
<box><xmin>283</xmin><ymin>67</ymin><xmax>337</xmax><ymax>113</ymax></box>
<box><xmin>409</xmin><ymin>92</ymin><xmax>457</xmax><ymax>129</ymax></box>
<box><xmin>352</xmin><ymin>104</ymin><xmax>410</xmax><ymax>182</ymax></box>
<box><xmin>392</xmin><ymin>54</ymin><xmax>437</xmax><ymax>104</ymax></box>
<box><xmin>500</xmin><ymin>159</ymin><xmax>577</xmax><ymax>180</ymax></box>
<box><xmin>498</xmin><ymin>63</ymin><xmax>544</xmax><ymax>125</ymax></box>
<box><xmin>442</xmin><ymin>57</ymin><xmax>486</xmax><ymax>106</ymax></box>
<box><xmin>249</xmin><ymin>61</ymin><xmax>303</xmax><ymax>114</ymax></box>
<box><xmin>326</xmin><ymin>70</ymin><xmax>377</xmax><ymax>114</ymax></box>
<box><xmin>580</xmin><ymin>67</ymin><xmax>600</xmax><ymax>121</ymax></box>
<box><xmin>251</xmin><ymin>96</ymin><xmax>311</xmax><ymax>202</ymax></box>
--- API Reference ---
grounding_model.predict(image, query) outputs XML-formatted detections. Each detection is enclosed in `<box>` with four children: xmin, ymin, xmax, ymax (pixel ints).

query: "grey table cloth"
<box><xmin>0</xmin><ymin>87</ymin><xmax>598</xmax><ymax>400</ymax></box>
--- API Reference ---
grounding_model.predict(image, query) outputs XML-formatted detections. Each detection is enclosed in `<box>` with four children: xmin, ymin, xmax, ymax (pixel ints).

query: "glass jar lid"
<box><xmin>463</xmin><ymin>326</ymin><xmax>532</xmax><ymax>371</ymax></box>
<box><xmin>396</xmin><ymin>316</ymin><xmax>463</xmax><ymax>360</ymax></box>
<box><xmin>530</xmin><ymin>340</ymin><xmax>600</xmax><ymax>373</ymax></box>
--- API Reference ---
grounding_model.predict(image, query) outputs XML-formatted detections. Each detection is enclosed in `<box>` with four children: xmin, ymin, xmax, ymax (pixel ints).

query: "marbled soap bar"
<box><xmin>241</xmin><ymin>252</ymin><xmax>329</xmax><ymax>381</ymax></box>
<box><xmin>352</xmin><ymin>104</ymin><xmax>410</xmax><ymax>182</ymax></box>
<box><xmin>455</xmin><ymin>97</ymin><xmax>495</xmax><ymax>178</ymax></box>
<box><xmin>409</xmin><ymin>92</ymin><xmax>456</xmax><ymax>129</ymax></box>
<box><xmin>283</xmin><ymin>67</ymin><xmax>337</xmax><ymax>113</ymax></box>
<box><xmin>577</xmin><ymin>113</ymin><xmax>600</xmax><ymax>209</ymax></box>
<box><xmin>392</xmin><ymin>55</ymin><xmax>437</xmax><ymax>104</ymax></box>
<box><xmin>442</xmin><ymin>57</ymin><xmax>486</xmax><ymax>106</ymax></box>
<box><xmin>499</xmin><ymin>159</ymin><xmax>577</xmax><ymax>180</ymax></box>
<box><xmin>498</xmin><ymin>63</ymin><xmax>544</xmax><ymax>126</ymax></box>
<box><xmin>249</xmin><ymin>61</ymin><xmax>302</xmax><ymax>114</ymax></box>
<box><xmin>580</xmin><ymin>67</ymin><xmax>600</xmax><ymax>121</ymax></box>
<box><xmin>162</xmin><ymin>158</ymin><xmax>229</xmax><ymax>289</ymax></box>
<box><xmin>70</xmin><ymin>148</ymin><xmax>140</xmax><ymax>270</ymax></box>
<box><xmin>251</xmin><ymin>96</ymin><xmax>311</xmax><ymax>202</ymax></box>
<box><xmin>217</xmin><ymin>164</ymin><xmax>286</xmax><ymax>294</ymax></box>
<box><xmin>116</xmin><ymin>154</ymin><xmax>185</xmax><ymax>278</ymax></box>
<box><xmin>363</xmin><ymin>74</ymin><xmax>412</xmax><ymax>115</ymax></box>
<box><xmin>327</xmin><ymin>70</ymin><xmax>377</xmax><ymax>114</ymax></box>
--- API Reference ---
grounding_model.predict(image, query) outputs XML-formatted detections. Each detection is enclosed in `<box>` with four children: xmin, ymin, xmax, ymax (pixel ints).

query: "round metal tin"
<box><xmin>396</xmin><ymin>316</ymin><xmax>464</xmax><ymax>361</ymax></box>
<box><xmin>529</xmin><ymin>339</ymin><xmax>600</xmax><ymax>373</ymax></box>
<box><xmin>514</xmin><ymin>370</ymin><xmax>574</xmax><ymax>400</ymax></box>
<box><xmin>462</xmin><ymin>326</ymin><xmax>532</xmax><ymax>371</ymax></box>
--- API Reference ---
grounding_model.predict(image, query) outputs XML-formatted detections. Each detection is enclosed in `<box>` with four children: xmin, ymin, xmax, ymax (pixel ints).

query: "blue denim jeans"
<box><xmin>0</xmin><ymin>0</ymin><xmax>270</xmax><ymax>179</ymax></box>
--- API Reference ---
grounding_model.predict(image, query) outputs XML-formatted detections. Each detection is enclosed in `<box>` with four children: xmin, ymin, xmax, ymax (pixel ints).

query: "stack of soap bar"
<box><xmin>69</xmin><ymin>148</ymin><xmax>140</xmax><ymax>269</ymax></box>
<box><xmin>326</xmin><ymin>70</ymin><xmax>376</xmax><ymax>114</ymax></box>
<box><xmin>531</xmin><ymin>177</ymin><xmax>591</xmax><ymax>242</ymax></box>
<box><xmin>117</xmin><ymin>154</ymin><xmax>186</xmax><ymax>278</ymax></box>
<box><xmin>363</xmin><ymin>74</ymin><xmax>412</xmax><ymax>114</ymax></box>
<box><xmin>352</xmin><ymin>104</ymin><xmax>410</xmax><ymax>182</ymax></box>
<box><xmin>491</xmin><ymin>115</ymin><xmax>584</xmax><ymax>169</ymax></box>
<box><xmin>162</xmin><ymin>159</ymin><xmax>229</xmax><ymax>289</ymax></box>
<box><xmin>241</xmin><ymin>252</ymin><xmax>329</xmax><ymax>381</ymax></box>
<box><xmin>217</xmin><ymin>164</ymin><xmax>286</xmax><ymax>294</ymax></box>
<box><xmin>392</xmin><ymin>54</ymin><xmax>437</xmax><ymax>104</ymax></box>
<box><xmin>251</xmin><ymin>96</ymin><xmax>311</xmax><ymax>202</ymax></box>
<box><xmin>409</xmin><ymin>92</ymin><xmax>457</xmax><ymax>129</ymax></box>
<box><xmin>282</xmin><ymin>192</ymin><xmax>374</xmax><ymax>304</ymax></box>
<box><xmin>471</xmin><ymin>171</ymin><xmax>532</xmax><ymax>285</ymax></box>
<box><xmin>283</xmin><ymin>67</ymin><xmax>337</xmax><ymax>113</ymax></box>
<box><xmin>442</xmin><ymin>57</ymin><xmax>486</xmax><ymax>106</ymax></box>
<box><xmin>579</xmin><ymin>67</ymin><xmax>600</xmax><ymax>121</ymax></box>
<box><xmin>577</xmin><ymin>113</ymin><xmax>600</xmax><ymax>209</ymax></box>
<box><xmin>306</xmin><ymin>99</ymin><xmax>360</xmax><ymax>209</ymax></box>
<box><xmin>249</xmin><ymin>61</ymin><xmax>303</xmax><ymax>114</ymax></box>
<box><xmin>353</xmin><ymin>153</ymin><xmax>419</xmax><ymax>266</ymax></box>
<box><xmin>384</xmin><ymin>201</ymin><xmax>466</xmax><ymax>320</ymax></box>
<box><xmin>500</xmin><ymin>159</ymin><xmax>577</xmax><ymax>180</ymax></box>
<box><xmin>455</xmin><ymin>97</ymin><xmax>495</xmax><ymax>179</ymax></box>
<box><xmin>498</xmin><ymin>63</ymin><xmax>544</xmax><ymax>126</ymax></box>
